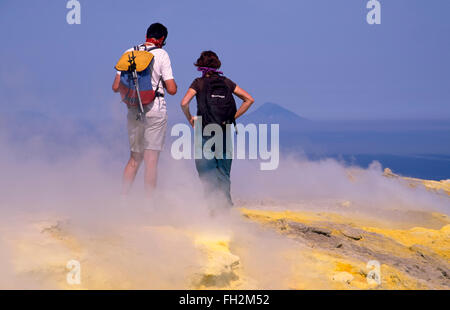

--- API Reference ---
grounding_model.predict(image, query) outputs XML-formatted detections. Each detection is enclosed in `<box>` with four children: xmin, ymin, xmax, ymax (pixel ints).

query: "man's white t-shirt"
<box><xmin>116</xmin><ymin>43</ymin><xmax>174</xmax><ymax>113</ymax></box>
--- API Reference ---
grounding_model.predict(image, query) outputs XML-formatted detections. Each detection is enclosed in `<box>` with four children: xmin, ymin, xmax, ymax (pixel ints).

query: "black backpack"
<box><xmin>197</xmin><ymin>76</ymin><xmax>237</xmax><ymax>127</ymax></box>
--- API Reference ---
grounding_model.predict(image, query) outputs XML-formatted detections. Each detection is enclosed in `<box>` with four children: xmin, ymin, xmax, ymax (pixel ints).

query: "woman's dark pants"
<box><xmin>195</xmin><ymin>135</ymin><xmax>233</xmax><ymax>209</ymax></box>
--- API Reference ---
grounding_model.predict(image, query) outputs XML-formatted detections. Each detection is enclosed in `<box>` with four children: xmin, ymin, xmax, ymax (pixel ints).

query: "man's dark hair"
<box><xmin>194</xmin><ymin>51</ymin><xmax>221</xmax><ymax>69</ymax></box>
<box><xmin>146</xmin><ymin>23</ymin><xmax>168</xmax><ymax>40</ymax></box>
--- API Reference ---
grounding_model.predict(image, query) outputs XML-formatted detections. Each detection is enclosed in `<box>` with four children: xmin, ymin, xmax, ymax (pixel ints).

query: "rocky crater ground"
<box><xmin>1</xmin><ymin>174</ymin><xmax>449</xmax><ymax>290</ymax></box>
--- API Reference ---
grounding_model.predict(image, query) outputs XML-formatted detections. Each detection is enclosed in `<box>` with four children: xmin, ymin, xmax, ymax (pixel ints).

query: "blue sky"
<box><xmin>0</xmin><ymin>0</ymin><xmax>449</xmax><ymax>121</ymax></box>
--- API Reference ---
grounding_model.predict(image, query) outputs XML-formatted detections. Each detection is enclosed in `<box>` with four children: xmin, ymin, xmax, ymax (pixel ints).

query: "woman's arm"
<box><xmin>180</xmin><ymin>88</ymin><xmax>197</xmax><ymax>127</ymax></box>
<box><xmin>233</xmin><ymin>85</ymin><xmax>255</xmax><ymax>119</ymax></box>
<box><xmin>112</xmin><ymin>73</ymin><xmax>120</xmax><ymax>92</ymax></box>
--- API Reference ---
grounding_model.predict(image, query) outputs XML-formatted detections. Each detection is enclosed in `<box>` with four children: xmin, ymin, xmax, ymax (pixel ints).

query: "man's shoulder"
<box><xmin>151</xmin><ymin>47</ymin><xmax>169</xmax><ymax>58</ymax></box>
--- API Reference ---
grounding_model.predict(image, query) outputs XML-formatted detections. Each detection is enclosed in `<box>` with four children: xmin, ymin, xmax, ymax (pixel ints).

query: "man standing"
<box><xmin>112</xmin><ymin>23</ymin><xmax>177</xmax><ymax>198</ymax></box>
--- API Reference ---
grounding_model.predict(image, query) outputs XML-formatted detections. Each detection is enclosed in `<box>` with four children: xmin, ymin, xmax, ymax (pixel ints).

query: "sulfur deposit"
<box><xmin>0</xmin><ymin>170</ymin><xmax>449</xmax><ymax>290</ymax></box>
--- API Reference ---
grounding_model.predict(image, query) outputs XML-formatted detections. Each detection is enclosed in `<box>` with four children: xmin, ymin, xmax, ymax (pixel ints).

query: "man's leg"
<box><xmin>122</xmin><ymin>151</ymin><xmax>143</xmax><ymax>195</ymax></box>
<box><xmin>143</xmin><ymin>149</ymin><xmax>160</xmax><ymax>198</ymax></box>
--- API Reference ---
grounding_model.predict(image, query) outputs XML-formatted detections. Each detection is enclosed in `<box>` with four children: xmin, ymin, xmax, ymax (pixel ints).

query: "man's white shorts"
<box><xmin>127</xmin><ymin>107</ymin><xmax>168</xmax><ymax>153</ymax></box>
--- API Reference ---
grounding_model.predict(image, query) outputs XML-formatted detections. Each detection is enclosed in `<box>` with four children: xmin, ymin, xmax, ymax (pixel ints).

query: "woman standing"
<box><xmin>180</xmin><ymin>51</ymin><xmax>254</xmax><ymax>209</ymax></box>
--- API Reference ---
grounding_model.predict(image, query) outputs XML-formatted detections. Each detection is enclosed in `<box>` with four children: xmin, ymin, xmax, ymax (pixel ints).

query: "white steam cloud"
<box><xmin>0</xmin><ymin>117</ymin><xmax>448</xmax><ymax>289</ymax></box>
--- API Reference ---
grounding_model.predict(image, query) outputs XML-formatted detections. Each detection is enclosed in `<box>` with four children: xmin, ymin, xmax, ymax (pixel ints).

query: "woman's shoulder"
<box><xmin>189</xmin><ymin>77</ymin><xmax>203</xmax><ymax>90</ymax></box>
<box><xmin>221</xmin><ymin>76</ymin><xmax>237</xmax><ymax>89</ymax></box>
<box><xmin>220</xmin><ymin>75</ymin><xmax>233</xmax><ymax>82</ymax></box>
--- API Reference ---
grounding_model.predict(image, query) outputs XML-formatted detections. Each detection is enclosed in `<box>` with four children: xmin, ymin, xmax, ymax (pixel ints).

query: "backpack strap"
<box><xmin>140</xmin><ymin>45</ymin><xmax>164</xmax><ymax>109</ymax></box>
<box><xmin>146</xmin><ymin>46</ymin><xmax>160</xmax><ymax>52</ymax></box>
<box><xmin>145</xmin><ymin>46</ymin><xmax>163</xmax><ymax>100</ymax></box>
<box><xmin>133</xmin><ymin>44</ymin><xmax>160</xmax><ymax>52</ymax></box>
